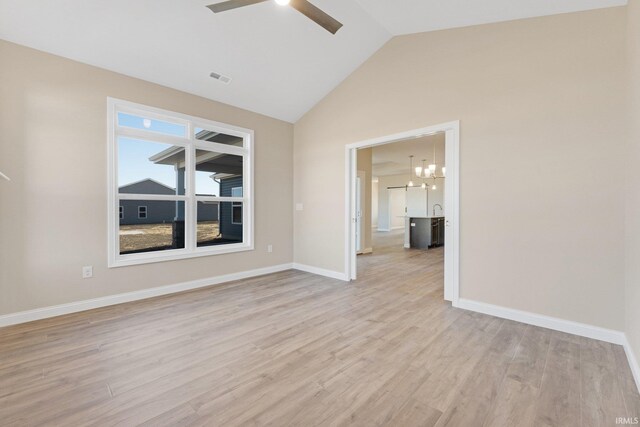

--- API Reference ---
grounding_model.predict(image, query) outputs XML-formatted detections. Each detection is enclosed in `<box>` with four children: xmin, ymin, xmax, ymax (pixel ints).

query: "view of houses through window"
<box><xmin>110</xmin><ymin>100</ymin><xmax>252</xmax><ymax>266</ymax></box>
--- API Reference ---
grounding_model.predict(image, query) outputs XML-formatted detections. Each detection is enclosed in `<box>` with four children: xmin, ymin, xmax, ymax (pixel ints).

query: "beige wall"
<box><xmin>294</xmin><ymin>8</ymin><xmax>628</xmax><ymax>330</ymax></box>
<box><xmin>626</xmin><ymin>0</ymin><xmax>640</xmax><ymax>365</ymax></box>
<box><xmin>356</xmin><ymin>148</ymin><xmax>373</xmax><ymax>251</ymax></box>
<box><xmin>0</xmin><ymin>40</ymin><xmax>294</xmax><ymax>316</ymax></box>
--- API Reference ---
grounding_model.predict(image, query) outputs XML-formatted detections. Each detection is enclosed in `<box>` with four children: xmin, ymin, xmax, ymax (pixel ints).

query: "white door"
<box><xmin>406</xmin><ymin>187</ymin><xmax>428</xmax><ymax>218</ymax></box>
<box><xmin>388</xmin><ymin>188</ymin><xmax>407</xmax><ymax>230</ymax></box>
<box><xmin>356</xmin><ymin>171</ymin><xmax>365</xmax><ymax>253</ymax></box>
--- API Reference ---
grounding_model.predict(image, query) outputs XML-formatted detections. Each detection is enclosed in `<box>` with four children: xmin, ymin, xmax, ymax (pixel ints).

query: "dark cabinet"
<box><xmin>430</xmin><ymin>217</ymin><xmax>445</xmax><ymax>247</ymax></box>
<box><xmin>409</xmin><ymin>217</ymin><xmax>445</xmax><ymax>249</ymax></box>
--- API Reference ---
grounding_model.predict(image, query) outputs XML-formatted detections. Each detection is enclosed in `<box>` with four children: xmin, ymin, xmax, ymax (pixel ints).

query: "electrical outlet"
<box><xmin>82</xmin><ymin>266</ymin><xmax>93</xmax><ymax>279</ymax></box>
<box><xmin>267</xmin><ymin>244</ymin><xmax>273</xmax><ymax>253</ymax></box>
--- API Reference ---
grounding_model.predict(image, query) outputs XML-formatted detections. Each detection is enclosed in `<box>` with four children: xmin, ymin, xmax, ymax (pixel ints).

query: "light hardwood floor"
<box><xmin>1</xmin><ymin>230</ymin><xmax>639</xmax><ymax>426</ymax></box>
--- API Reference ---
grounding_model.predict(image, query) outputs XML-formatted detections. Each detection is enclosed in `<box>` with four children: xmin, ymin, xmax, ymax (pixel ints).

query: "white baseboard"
<box><xmin>0</xmin><ymin>263</ymin><xmax>294</xmax><ymax>328</ymax></box>
<box><xmin>623</xmin><ymin>336</ymin><xmax>640</xmax><ymax>394</ymax></box>
<box><xmin>292</xmin><ymin>263</ymin><xmax>349</xmax><ymax>281</ymax></box>
<box><xmin>455</xmin><ymin>298</ymin><xmax>626</xmax><ymax>345</ymax></box>
<box><xmin>359</xmin><ymin>247</ymin><xmax>373</xmax><ymax>254</ymax></box>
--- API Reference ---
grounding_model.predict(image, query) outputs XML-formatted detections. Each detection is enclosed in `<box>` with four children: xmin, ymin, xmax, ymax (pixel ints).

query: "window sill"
<box><xmin>108</xmin><ymin>243</ymin><xmax>254</xmax><ymax>268</ymax></box>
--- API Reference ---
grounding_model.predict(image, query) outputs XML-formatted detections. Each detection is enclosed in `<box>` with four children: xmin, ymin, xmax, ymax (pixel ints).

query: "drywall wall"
<box><xmin>626</xmin><ymin>0</ymin><xmax>640</xmax><ymax>371</ymax></box>
<box><xmin>356</xmin><ymin>148</ymin><xmax>373</xmax><ymax>251</ymax></box>
<box><xmin>294</xmin><ymin>7</ymin><xmax>627</xmax><ymax>330</ymax></box>
<box><xmin>0</xmin><ymin>40</ymin><xmax>294</xmax><ymax>316</ymax></box>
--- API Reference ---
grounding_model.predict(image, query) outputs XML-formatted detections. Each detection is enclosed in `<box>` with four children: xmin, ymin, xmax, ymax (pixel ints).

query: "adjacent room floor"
<box><xmin>1</xmin><ymin>234</ymin><xmax>639</xmax><ymax>426</ymax></box>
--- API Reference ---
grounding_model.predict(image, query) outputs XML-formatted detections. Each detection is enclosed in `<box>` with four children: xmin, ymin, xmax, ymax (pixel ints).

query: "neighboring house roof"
<box><xmin>118</xmin><ymin>178</ymin><xmax>176</xmax><ymax>195</ymax></box>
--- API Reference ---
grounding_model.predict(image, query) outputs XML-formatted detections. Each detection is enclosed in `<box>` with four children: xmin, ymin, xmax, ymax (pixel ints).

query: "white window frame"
<box><xmin>138</xmin><ymin>205</ymin><xmax>147</xmax><ymax>219</ymax></box>
<box><xmin>107</xmin><ymin>98</ymin><xmax>254</xmax><ymax>268</ymax></box>
<box><xmin>231</xmin><ymin>187</ymin><xmax>243</xmax><ymax>225</ymax></box>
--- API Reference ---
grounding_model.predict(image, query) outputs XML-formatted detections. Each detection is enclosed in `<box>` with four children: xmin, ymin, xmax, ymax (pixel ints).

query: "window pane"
<box><xmin>119</xmin><ymin>200</ymin><xmax>185</xmax><ymax>254</ymax></box>
<box><xmin>118</xmin><ymin>138</ymin><xmax>185</xmax><ymax>195</ymax></box>
<box><xmin>195</xmin><ymin>150</ymin><xmax>243</xmax><ymax>196</ymax></box>
<box><xmin>194</xmin><ymin>127</ymin><xmax>244</xmax><ymax>147</ymax></box>
<box><xmin>197</xmin><ymin>202</ymin><xmax>243</xmax><ymax>247</ymax></box>
<box><xmin>118</xmin><ymin>112</ymin><xmax>186</xmax><ymax>137</ymax></box>
<box><xmin>232</xmin><ymin>204</ymin><xmax>242</xmax><ymax>224</ymax></box>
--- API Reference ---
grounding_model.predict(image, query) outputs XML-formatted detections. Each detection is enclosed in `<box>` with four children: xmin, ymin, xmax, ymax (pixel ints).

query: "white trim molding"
<box><xmin>292</xmin><ymin>263</ymin><xmax>349</xmax><ymax>281</ymax></box>
<box><xmin>345</xmin><ymin>120</ymin><xmax>460</xmax><ymax>303</ymax></box>
<box><xmin>107</xmin><ymin>97</ymin><xmax>255</xmax><ymax>268</ymax></box>
<box><xmin>623</xmin><ymin>336</ymin><xmax>640</xmax><ymax>394</ymax></box>
<box><xmin>0</xmin><ymin>264</ymin><xmax>293</xmax><ymax>328</ymax></box>
<box><xmin>457</xmin><ymin>298</ymin><xmax>639</xmax><ymax>393</ymax></box>
<box><xmin>456</xmin><ymin>298</ymin><xmax>626</xmax><ymax>345</ymax></box>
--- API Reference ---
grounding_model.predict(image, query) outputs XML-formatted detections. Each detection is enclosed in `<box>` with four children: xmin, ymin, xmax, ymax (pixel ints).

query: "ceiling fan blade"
<box><xmin>207</xmin><ymin>0</ymin><xmax>269</xmax><ymax>13</ymax></box>
<box><xmin>289</xmin><ymin>0</ymin><xmax>343</xmax><ymax>34</ymax></box>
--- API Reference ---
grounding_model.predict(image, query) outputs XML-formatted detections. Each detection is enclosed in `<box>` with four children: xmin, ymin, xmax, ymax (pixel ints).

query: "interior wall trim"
<box><xmin>623</xmin><ymin>336</ymin><xmax>640</xmax><ymax>394</ymax></box>
<box><xmin>457</xmin><ymin>298</ymin><xmax>639</xmax><ymax>393</ymax></box>
<box><xmin>456</xmin><ymin>298</ymin><xmax>626</xmax><ymax>344</ymax></box>
<box><xmin>292</xmin><ymin>263</ymin><xmax>350</xmax><ymax>281</ymax></box>
<box><xmin>0</xmin><ymin>263</ymin><xmax>294</xmax><ymax>328</ymax></box>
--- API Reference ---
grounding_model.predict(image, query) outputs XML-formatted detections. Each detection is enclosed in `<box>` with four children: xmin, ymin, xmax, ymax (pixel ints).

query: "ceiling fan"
<box><xmin>207</xmin><ymin>0</ymin><xmax>343</xmax><ymax>35</ymax></box>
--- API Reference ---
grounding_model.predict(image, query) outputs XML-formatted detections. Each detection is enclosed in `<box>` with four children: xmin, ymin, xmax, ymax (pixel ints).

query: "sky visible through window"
<box><xmin>118</xmin><ymin>113</ymin><xmax>219</xmax><ymax>195</ymax></box>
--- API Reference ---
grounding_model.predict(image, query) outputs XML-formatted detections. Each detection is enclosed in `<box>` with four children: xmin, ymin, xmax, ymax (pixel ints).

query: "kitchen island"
<box><xmin>404</xmin><ymin>216</ymin><xmax>445</xmax><ymax>249</ymax></box>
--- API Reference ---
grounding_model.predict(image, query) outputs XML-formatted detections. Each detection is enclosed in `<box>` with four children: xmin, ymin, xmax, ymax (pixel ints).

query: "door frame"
<box><xmin>344</xmin><ymin>121</ymin><xmax>460</xmax><ymax>305</ymax></box>
<box><xmin>355</xmin><ymin>170</ymin><xmax>365</xmax><ymax>253</ymax></box>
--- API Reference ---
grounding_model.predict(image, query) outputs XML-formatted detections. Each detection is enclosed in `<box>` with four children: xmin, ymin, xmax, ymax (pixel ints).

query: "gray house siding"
<box><xmin>120</xmin><ymin>200</ymin><xmax>178</xmax><ymax>225</ymax></box>
<box><xmin>119</xmin><ymin>179</ymin><xmax>177</xmax><ymax>197</ymax></box>
<box><xmin>219</xmin><ymin>176</ymin><xmax>243</xmax><ymax>241</ymax></box>
<box><xmin>119</xmin><ymin>179</ymin><xmax>218</xmax><ymax>225</ymax></box>
<box><xmin>197</xmin><ymin>201</ymin><xmax>219</xmax><ymax>223</ymax></box>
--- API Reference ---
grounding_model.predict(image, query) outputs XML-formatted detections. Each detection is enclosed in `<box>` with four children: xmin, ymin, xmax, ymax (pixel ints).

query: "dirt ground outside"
<box><xmin>119</xmin><ymin>221</ymin><xmax>220</xmax><ymax>253</ymax></box>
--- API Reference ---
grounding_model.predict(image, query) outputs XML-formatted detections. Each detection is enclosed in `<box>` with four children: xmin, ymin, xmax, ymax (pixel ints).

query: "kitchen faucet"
<box><xmin>433</xmin><ymin>204</ymin><xmax>443</xmax><ymax>216</ymax></box>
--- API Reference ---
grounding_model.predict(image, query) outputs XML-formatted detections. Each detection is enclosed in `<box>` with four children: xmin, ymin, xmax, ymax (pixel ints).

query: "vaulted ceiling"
<box><xmin>0</xmin><ymin>0</ymin><xmax>626</xmax><ymax>122</ymax></box>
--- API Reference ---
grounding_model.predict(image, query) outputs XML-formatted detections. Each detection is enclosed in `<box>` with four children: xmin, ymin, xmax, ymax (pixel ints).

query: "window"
<box><xmin>231</xmin><ymin>187</ymin><xmax>242</xmax><ymax>225</ymax></box>
<box><xmin>138</xmin><ymin>206</ymin><xmax>147</xmax><ymax>219</ymax></box>
<box><xmin>108</xmin><ymin>98</ymin><xmax>253</xmax><ymax>267</ymax></box>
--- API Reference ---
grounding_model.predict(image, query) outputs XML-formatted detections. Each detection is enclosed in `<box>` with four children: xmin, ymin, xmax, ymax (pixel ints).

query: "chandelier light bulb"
<box><xmin>408</xmin><ymin>180</ymin><xmax>414</xmax><ymax>187</ymax></box>
<box><xmin>442</xmin><ymin>166</ymin><xmax>446</xmax><ymax>176</ymax></box>
<box><xmin>429</xmin><ymin>164</ymin><xmax>436</xmax><ymax>172</ymax></box>
<box><xmin>432</xmin><ymin>184</ymin><xmax>437</xmax><ymax>190</ymax></box>
<box><xmin>415</xmin><ymin>166</ymin><xmax>422</xmax><ymax>177</ymax></box>
<box><xmin>421</xmin><ymin>182</ymin><xmax>426</xmax><ymax>189</ymax></box>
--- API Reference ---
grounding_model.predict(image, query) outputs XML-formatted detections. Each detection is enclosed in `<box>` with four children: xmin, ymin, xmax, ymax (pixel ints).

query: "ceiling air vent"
<box><xmin>210</xmin><ymin>72</ymin><xmax>232</xmax><ymax>84</ymax></box>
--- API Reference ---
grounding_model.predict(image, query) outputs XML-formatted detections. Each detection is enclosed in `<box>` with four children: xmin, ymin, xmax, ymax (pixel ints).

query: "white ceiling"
<box><xmin>371</xmin><ymin>134</ymin><xmax>445</xmax><ymax>177</ymax></box>
<box><xmin>0</xmin><ymin>0</ymin><xmax>627</xmax><ymax>123</ymax></box>
<box><xmin>356</xmin><ymin>0</ymin><xmax>627</xmax><ymax>35</ymax></box>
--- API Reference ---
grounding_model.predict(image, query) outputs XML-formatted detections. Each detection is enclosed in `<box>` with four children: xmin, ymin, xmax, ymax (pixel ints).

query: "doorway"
<box><xmin>345</xmin><ymin>121</ymin><xmax>460</xmax><ymax>304</ymax></box>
